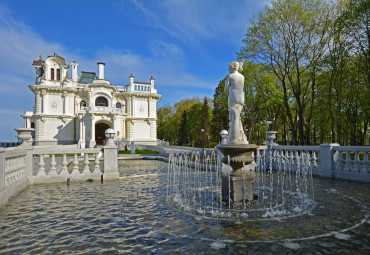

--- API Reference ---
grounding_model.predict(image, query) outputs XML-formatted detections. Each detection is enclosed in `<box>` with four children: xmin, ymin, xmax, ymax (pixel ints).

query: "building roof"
<box><xmin>78</xmin><ymin>71</ymin><xmax>97</xmax><ymax>83</ymax></box>
<box><xmin>47</xmin><ymin>52</ymin><xmax>67</xmax><ymax>65</ymax></box>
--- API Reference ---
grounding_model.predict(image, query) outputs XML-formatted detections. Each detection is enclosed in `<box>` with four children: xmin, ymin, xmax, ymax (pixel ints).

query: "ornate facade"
<box><xmin>23</xmin><ymin>53</ymin><xmax>161</xmax><ymax>148</ymax></box>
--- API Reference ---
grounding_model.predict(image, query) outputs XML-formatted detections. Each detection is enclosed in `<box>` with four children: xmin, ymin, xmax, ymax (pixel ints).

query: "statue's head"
<box><xmin>229</xmin><ymin>61</ymin><xmax>243</xmax><ymax>73</ymax></box>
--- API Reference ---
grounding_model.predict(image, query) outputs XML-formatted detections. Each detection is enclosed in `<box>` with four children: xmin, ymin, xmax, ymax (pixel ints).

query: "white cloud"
<box><xmin>130</xmin><ymin>0</ymin><xmax>268</xmax><ymax>45</ymax></box>
<box><xmin>0</xmin><ymin>5</ymin><xmax>65</xmax><ymax>78</ymax></box>
<box><xmin>94</xmin><ymin>47</ymin><xmax>214</xmax><ymax>90</ymax></box>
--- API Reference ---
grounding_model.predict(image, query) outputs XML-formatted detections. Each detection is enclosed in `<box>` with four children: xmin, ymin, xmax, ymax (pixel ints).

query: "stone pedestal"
<box><xmin>103</xmin><ymin>145</ymin><xmax>119</xmax><ymax>180</ymax></box>
<box><xmin>222</xmin><ymin>174</ymin><xmax>254</xmax><ymax>202</ymax></box>
<box><xmin>216</xmin><ymin>143</ymin><xmax>258</xmax><ymax>203</ymax></box>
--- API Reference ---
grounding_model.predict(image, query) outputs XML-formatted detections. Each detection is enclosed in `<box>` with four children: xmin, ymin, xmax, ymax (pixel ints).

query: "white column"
<box><xmin>63</xmin><ymin>92</ymin><xmax>68</xmax><ymax>115</ymax></box>
<box><xmin>35</xmin><ymin>91</ymin><xmax>41</xmax><ymax>114</ymax></box>
<box><xmin>90</xmin><ymin>115</ymin><xmax>96</xmax><ymax>147</ymax></box>
<box><xmin>122</xmin><ymin>119</ymin><xmax>126</xmax><ymax>138</ymax></box>
<box><xmin>42</xmin><ymin>92</ymin><xmax>46</xmax><ymax>114</ymax></box>
<box><xmin>148</xmin><ymin>98</ymin><xmax>151</xmax><ymax>118</ymax></box>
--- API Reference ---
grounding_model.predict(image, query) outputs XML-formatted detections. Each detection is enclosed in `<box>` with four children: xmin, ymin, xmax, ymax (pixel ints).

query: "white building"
<box><xmin>22</xmin><ymin>53</ymin><xmax>161</xmax><ymax>148</ymax></box>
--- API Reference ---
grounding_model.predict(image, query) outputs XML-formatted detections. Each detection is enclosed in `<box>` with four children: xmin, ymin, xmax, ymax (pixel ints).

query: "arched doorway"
<box><xmin>95</xmin><ymin>123</ymin><xmax>110</xmax><ymax>145</ymax></box>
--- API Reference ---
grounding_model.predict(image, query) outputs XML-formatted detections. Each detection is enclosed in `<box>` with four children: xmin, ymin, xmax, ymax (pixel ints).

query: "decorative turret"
<box><xmin>129</xmin><ymin>72</ymin><xmax>134</xmax><ymax>85</ymax></box>
<box><xmin>150</xmin><ymin>74</ymin><xmax>155</xmax><ymax>86</ymax></box>
<box><xmin>32</xmin><ymin>55</ymin><xmax>45</xmax><ymax>84</ymax></box>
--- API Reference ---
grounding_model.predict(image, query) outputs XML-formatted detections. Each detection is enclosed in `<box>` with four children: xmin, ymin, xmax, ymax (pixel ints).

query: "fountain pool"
<box><xmin>0</xmin><ymin>160</ymin><xmax>369</xmax><ymax>254</ymax></box>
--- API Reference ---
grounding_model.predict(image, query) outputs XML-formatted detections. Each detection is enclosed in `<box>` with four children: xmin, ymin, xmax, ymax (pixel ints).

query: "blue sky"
<box><xmin>0</xmin><ymin>0</ymin><xmax>270</xmax><ymax>141</ymax></box>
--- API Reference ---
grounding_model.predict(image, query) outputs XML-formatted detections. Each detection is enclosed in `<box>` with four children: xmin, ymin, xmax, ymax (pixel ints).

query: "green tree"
<box><xmin>239</xmin><ymin>0</ymin><xmax>332</xmax><ymax>145</ymax></box>
<box><xmin>177</xmin><ymin>110</ymin><xmax>188</xmax><ymax>146</ymax></box>
<box><xmin>211</xmin><ymin>79</ymin><xmax>229</xmax><ymax>145</ymax></box>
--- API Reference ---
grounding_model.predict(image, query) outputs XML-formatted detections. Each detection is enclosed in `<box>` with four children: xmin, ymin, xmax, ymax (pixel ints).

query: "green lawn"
<box><xmin>118</xmin><ymin>149</ymin><xmax>159</xmax><ymax>155</ymax></box>
<box><xmin>55</xmin><ymin>153</ymin><xmax>95</xmax><ymax>157</ymax></box>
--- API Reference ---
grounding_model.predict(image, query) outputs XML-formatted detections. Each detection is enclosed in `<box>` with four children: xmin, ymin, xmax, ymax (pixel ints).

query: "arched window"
<box><xmin>95</xmin><ymin>97</ymin><xmax>108</xmax><ymax>106</ymax></box>
<box><xmin>116</xmin><ymin>102</ymin><xmax>121</xmax><ymax>108</ymax></box>
<box><xmin>30</xmin><ymin>122</ymin><xmax>35</xmax><ymax>129</ymax></box>
<box><xmin>80</xmin><ymin>100</ymin><xmax>86</xmax><ymax>109</ymax></box>
<box><xmin>50</xmin><ymin>69</ymin><xmax>55</xmax><ymax>80</ymax></box>
<box><xmin>56</xmin><ymin>69</ymin><xmax>61</xmax><ymax>80</ymax></box>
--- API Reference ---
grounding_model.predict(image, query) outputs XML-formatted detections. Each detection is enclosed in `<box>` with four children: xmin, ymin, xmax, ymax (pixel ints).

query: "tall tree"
<box><xmin>177</xmin><ymin>110</ymin><xmax>188</xmax><ymax>146</ymax></box>
<box><xmin>211</xmin><ymin>79</ymin><xmax>229</xmax><ymax>145</ymax></box>
<box><xmin>239</xmin><ymin>0</ymin><xmax>331</xmax><ymax>145</ymax></box>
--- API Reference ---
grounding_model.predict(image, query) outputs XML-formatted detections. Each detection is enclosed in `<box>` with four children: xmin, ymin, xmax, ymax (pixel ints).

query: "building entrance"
<box><xmin>95</xmin><ymin>123</ymin><xmax>110</xmax><ymax>145</ymax></box>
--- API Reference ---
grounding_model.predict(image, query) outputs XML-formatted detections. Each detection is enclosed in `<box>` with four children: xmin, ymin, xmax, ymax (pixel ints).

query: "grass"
<box><xmin>54</xmin><ymin>153</ymin><xmax>94</xmax><ymax>157</ymax></box>
<box><xmin>118</xmin><ymin>149</ymin><xmax>159</xmax><ymax>155</ymax></box>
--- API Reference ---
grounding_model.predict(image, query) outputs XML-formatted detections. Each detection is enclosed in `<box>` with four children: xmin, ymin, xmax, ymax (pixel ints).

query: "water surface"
<box><xmin>0</xmin><ymin>160</ymin><xmax>369</xmax><ymax>254</ymax></box>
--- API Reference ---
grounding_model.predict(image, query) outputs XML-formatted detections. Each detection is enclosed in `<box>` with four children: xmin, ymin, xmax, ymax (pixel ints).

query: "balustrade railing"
<box><xmin>2</xmin><ymin>149</ymin><xmax>28</xmax><ymax>189</ymax></box>
<box><xmin>0</xmin><ymin>148</ymin><xmax>30</xmax><ymax>206</ymax></box>
<box><xmin>266</xmin><ymin>144</ymin><xmax>369</xmax><ymax>182</ymax></box>
<box><xmin>32</xmin><ymin>148</ymin><xmax>103</xmax><ymax>183</ymax></box>
<box><xmin>333</xmin><ymin>146</ymin><xmax>369</xmax><ymax>174</ymax></box>
<box><xmin>78</xmin><ymin>106</ymin><xmax>125</xmax><ymax>114</ymax></box>
<box><xmin>272</xmin><ymin>146</ymin><xmax>320</xmax><ymax>172</ymax></box>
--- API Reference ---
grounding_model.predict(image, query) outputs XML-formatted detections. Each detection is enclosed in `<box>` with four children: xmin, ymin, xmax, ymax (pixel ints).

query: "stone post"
<box><xmin>103</xmin><ymin>129</ymin><xmax>119</xmax><ymax>180</ymax></box>
<box><xmin>0</xmin><ymin>148</ymin><xmax>5</xmax><ymax>191</ymax></box>
<box><xmin>319</xmin><ymin>143</ymin><xmax>340</xmax><ymax>178</ymax></box>
<box><xmin>103</xmin><ymin>146</ymin><xmax>119</xmax><ymax>180</ymax></box>
<box><xmin>131</xmin><ymin>142</ymin><xmax>135</xmax><ymax>154</ymax></box>
<box><xmin>24</xmin><ymin>147</ymin><xmax>34</xmax><ymax>184</ymax></box>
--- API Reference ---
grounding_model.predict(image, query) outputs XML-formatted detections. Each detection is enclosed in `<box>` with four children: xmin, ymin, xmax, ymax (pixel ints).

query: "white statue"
<box><xmin>225</xmin><ymin>61</ymin><xmax>248</xmax><ymax>144</ymax></box>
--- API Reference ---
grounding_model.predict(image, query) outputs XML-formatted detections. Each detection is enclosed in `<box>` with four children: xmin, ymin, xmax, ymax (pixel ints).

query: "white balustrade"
<box><xmin>83</xmin><ymin>153</ymin><xmax>90</xmax><ymax>173</ymax></box>
<box><xmin>334</xmin><ymin>147</ymin><xmax>370</xmax><ymax>174</ymax></box>
<box><xmin>60</xmin><ymin>154</ymin><xmax>68</xmax><ymax>175</ymax></box>
<box><xmin>3</xmin><ymin>151</ymin><xmax>27</xmax><ymax>188</ymax></box>
<box><xmin>267</xmin><ymin>144</ymin><xmax>369</xmax><ymax>181</ymax></box>
<box><xmin>32</xmin><ymin>148</ymin><xmax>103</xmax><ymax>183</ymax></box>
<box><xmin>272</xmin><ymin>146</ymin><xmax>320</xmax><ymax>173</ymax></box>
<box><xmin>78</xmin><ymin>106</ymin><xmax>125</xmax><ymax>114</ymax></box>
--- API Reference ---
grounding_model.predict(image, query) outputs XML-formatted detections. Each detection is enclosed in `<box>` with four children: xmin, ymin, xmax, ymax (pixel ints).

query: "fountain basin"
<box><xmin>0</xmin><ymin>160</ymin><xmax>368</xmax><ymax>253</ymax></box>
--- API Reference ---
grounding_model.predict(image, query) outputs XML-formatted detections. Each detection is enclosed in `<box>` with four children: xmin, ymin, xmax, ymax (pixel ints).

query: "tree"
<box><xmin>239</xmin><ymin>0</ymin><xmax>332</xmax><ymax>145</ymax></box>
<box><xmin>177</xmin><ymin>110</ymin><xmax>188</xmax><ymax>146</ymax></box>
<box><xmin>211</xmin><ymin>79</ymin><xmax>229</xmax><ymax>145</ymax></box>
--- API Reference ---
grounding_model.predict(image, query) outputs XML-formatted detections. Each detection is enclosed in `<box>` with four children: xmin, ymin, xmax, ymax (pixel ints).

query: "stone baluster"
<box><xmin>310</xmin><ymin>150</ymin><xmax>316</xmax><ymax>169</ymax></box>
<box><xmin>94</xmin><ymin>153</ymin><xmax>100</xmax><ymax>172</ymax></box>
<box><xmin>38</xmin><ymin>154</ymin><xmax>46</xmax><ymax>175</ymax></box>
<box><xmin>354</xmin><ymin>151</ymin><xmax>360</xmax><ymax>173</ymax></box>
<box><xmin>289</xmin><ymin>150</ymin><xmax>294</xmax><ymax>172</ymax></box>
<box><xmin>295</xmin><ymin>150</ymin><xmax>302</xmax><ymax>170</ymax></box>
<box><xmin>83</xmin><ymin>153</ymin><xmax>90</xmax><ymax>173</ymax></box>
<box><xmin>295</xmin><ymin>150</ymin><xmax>300</xmax><ymax>172</ymax></box>
<box><xmin>60</xmin><ymin>154</ymin><xmax>68</xmax><ymax>175</ymax></box>
<box><xmin>280</xmin><ymin>150</ymin><xmax>285</xmax><ymax>169</ymax></box>
<box><xmin>284</xmin><ymin>150</ymin><xmax>288</xmax><ymax>171</ymax></box>
<box><xmin>344</xmin><ymin>151</ymin><xmax>351</xmax><ymax>172</ymax></box>
<box><xmin>256</xmin><ymin>149</ymin><xmax>261</xmax><ymax>169</ymax></box>
<box><xmin>337</xmin><ymin>150</ymin><xmax>344</xmax><ymax>170</ymax></box>
<box><xmin>362</xmin><ymin>150</ymin><xmax>369</xmax><ymax>173</ymax></box>
<box><xmin>72</xmin><ymin>153</ymin><xmax>79</xmax><ymax>173</ymax></box>
<box><xmin>50</xmin><ymin>154</ymin><xmax>57</xmax><ymax>175</ymax></box>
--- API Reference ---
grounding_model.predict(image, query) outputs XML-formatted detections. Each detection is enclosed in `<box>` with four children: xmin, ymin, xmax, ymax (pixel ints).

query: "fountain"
<box><xmin>166</xmin><ymin>61</ymin><xmax>316</xmax><ymax>220</ymax></box>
